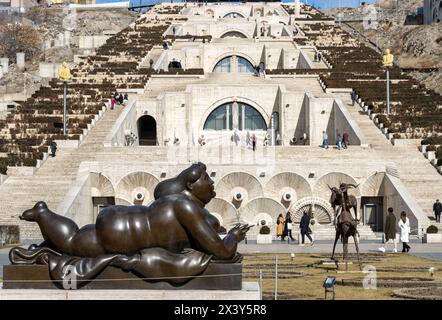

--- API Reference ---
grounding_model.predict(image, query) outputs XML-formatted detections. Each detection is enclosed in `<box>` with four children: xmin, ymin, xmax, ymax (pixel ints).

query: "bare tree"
<box><xmin>0</xmin><ymin>24</ymin><xmax>42</xmax><ymax>63</ymax></box>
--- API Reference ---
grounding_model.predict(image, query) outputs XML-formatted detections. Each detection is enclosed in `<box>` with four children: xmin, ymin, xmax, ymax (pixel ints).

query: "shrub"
<box><xmin>0</xmin><ymin>158</ymin><xmax>7</xmax><ymax>175</ymax></box>
<box><xmin>0</xmin><ymin>225</ymin><xmax>20</xmax><ymax>245</ymax></box>
<box><xmin>437</xmin><ymin>158</ymin><xmax>442</xmax><ymax>166</ymax></box>
<box><xmin>259</xmin><ymin>225</ymin><xmax>271</xmax><ymax>235</ymax></box>
<box><xmin>427</xmin><ymin>225</ymin><xmax>439</xmax><ymax>234</ymax></box>
<box><xmin>421</xmin><ymin>137</ymin><xmax>442</xmax><ymax>145</ymax></box>
<box><xmin>393</xmin><ymin>133</ymin><xmax>401</xmax><ymax>139</ymax></box>
<box><xmin>0</xmin><ymin>23</ymin><xmax>42</xmax><ymax>62</ymax></box>
<box><xmin>426</xmin><ymin>145</ymin><xmax>437</xmax><ymax>152</ymax></box>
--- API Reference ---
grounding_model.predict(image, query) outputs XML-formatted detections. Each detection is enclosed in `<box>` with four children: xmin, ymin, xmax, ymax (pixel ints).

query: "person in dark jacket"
<box><xmin>50</xmin><ymin>141</ymin><xmax>57</xmax><ymax>158</ymax></box>
<box><xmin>351</xmin><ymin>90</ymin><xmax>357</xmax><ymax>106</ymax></box>
<box><xmin>299</xmin><ymin>211</ymin><xmax>313</xmax><ymax>246</ymax></box>
<box><xmin>433</xmin><ymin>200</ymin><xmax>442</xmax><ymax>223</ymax></box>
<box><xmin>118</xmin><ymin>93</ymin><xmax>124</xmax><ymax>105</ymax></box>
<box><xmin>342</xmin><ymin>131</ymin><xmax>349</xmax><ymax>149</ymax></box>
<box><xmin>382</xmin><ymin>207</ymin><xmax>397</xmax><ymax>253</ymax></box>
<box><xmin>282</xmin><ymin>212</ymin><xmax>295</xmax><ymax>242</ymax></box>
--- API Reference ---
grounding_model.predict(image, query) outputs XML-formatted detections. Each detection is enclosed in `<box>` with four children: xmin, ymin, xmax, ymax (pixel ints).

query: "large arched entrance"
<box><xmin>137</xmin><ymin>115</ymin><xmax>157</xmax><ymax>146</ymax></box>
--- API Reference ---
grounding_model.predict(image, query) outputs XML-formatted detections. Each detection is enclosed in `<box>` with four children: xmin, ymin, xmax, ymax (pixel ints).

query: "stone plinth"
<box><xmin>3</xmin><ymin>262</ymin><xmax>242</xmax><ymax>290</ymax></box>
<box><xmin>0</xmin><ymin>58</ymin><xmax>8</xmax><ymax>74</ymax></box>
<box><xmin>0</xmin><ymin>282</ymin><xmax>260</xmax><ymax>300</ymax></box>
<box><xmin>423</xmin><ymin>233</ymin><xmax>442</xmax><ymax>243</ymax></box>
<box><xmin>16</xmin><ymin>53</ymin><xmax>25</xmax><ymax>70</ymax></box>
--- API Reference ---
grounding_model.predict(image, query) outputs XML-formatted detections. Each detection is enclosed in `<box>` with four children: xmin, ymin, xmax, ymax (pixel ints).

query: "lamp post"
<box><xmin>58</xmin><ymin>62</ymin><xmax>72</xmax><ymax>136</ymax></box>
<box><xmin>382</xmin><ymin>49</ymin><xmax>394</xmax><ymax>115</ymax></box>
<box><xmin>63</xmin><ymin>81</ymin><xmax>67</xmax><ymax>135</ymax></box>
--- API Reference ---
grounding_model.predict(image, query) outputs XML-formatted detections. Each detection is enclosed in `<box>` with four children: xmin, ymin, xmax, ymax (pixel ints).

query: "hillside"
<box><xmin>324</xmin><ymin>0</ymin><xmax>442</xmax><ymax>93</ymax></box>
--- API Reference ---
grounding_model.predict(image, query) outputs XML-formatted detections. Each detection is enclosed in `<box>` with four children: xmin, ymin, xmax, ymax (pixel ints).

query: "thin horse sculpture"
<box><xmin>331</xmin><ymin>190</ymin><xmax>361</xmax><ymax>269</ymax></box>
<box><xmin>328</xmin><ymin>183</ymin><xmax>358</xmax><ymax>224</ymax></box>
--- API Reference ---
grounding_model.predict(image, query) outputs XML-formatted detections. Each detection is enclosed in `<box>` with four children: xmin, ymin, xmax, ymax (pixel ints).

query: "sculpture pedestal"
<box><xmin>0</xmin><ymin>282</ymin><xmax>260</xmax><ymax>300</ymax></box>
<box><xmin>2</xmin><ymin>263</ymin><xmax>242</xmax><ymax>290</ymax></box>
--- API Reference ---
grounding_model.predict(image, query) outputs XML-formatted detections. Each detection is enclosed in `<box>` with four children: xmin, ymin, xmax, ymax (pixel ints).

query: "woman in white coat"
<box><xmin>398</xmin><ymin>211</ymin><xmax>411</xmax><ymax>253</ymax></box>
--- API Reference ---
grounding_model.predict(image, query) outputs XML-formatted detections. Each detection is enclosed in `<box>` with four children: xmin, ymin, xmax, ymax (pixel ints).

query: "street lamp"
<box><xmin>58</xmin><ymin>62</ymin><xmax>72</xmax><ymax>136</ymax></box>
<box><xmin>382</xmin><ymin>49</ymin><xmax>394</xmax><ymax>115</ymax></box>
<box><xmin>323</xmin><ymin>276</ymin><xmax>336</xmax><ymax>300</ymax></box>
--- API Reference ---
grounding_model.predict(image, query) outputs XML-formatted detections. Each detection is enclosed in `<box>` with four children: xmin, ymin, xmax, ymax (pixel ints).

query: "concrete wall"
<box><xmin>105</xmin><ymin>99</ymin><xmax>138</xmax><ymax>147</ymax></box>
<box><xmin>296</xmin><ymin>51</ymin><xmax>312</xmax><ymax>69</ymax></box>
<box><xmin>39</xmin><ymin>62</ymin><xmax>62</xmax><ymax>78</ymax></box>
<box><xmin>58</xmin><ymin>172</ymin><xmax>93</xmax><ymax>228</ymax></box>
<box><xmin>380</xmin><ymin>174</ymin><xmax>430</xmax><ymax>235</ymax></box>
<box><xmin>162</xmin><ymin>40</ymin><xmax>305</xmax><ymax>72</ymax></box>
<box><xmin>281</xmin><ymin>91</ymin><xmax>308</xmax><ymax>144</ymax></box>
<box><xmin>308</xmin><ymin>95</ymin><xmax>335</xmax><ymax>146</ymax></box>
<box><xmin>332</xmin><ymin>99</ymin><xmax>367</xmax><ymax>146</ymax></box>
<box><xmin>182</xmin><ymin>3</ymin><xmax>288</xmax><ymax>20</ymax></box>
<box><xmin>79</xmin><ymin>35</ymin><xmax>110</xmax><ymax>49</ymax></box>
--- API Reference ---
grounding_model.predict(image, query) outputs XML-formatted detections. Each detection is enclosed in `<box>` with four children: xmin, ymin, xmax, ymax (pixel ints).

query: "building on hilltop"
<box><xmin>0</xmin><ymin>2</ymin><xmax>441</xmax><ymax>242</ymax></box>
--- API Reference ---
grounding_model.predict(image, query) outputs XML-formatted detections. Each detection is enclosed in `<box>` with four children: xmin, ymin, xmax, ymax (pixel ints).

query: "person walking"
<box><xmin>282</xmin><ymin>212</ymin><xmax>295</xmax><ymax>242</ymax></box>
<box><xmin>252</xmin><ymin>134</ymin><xmax>257</xmax><ymax>152</ymax></box>
<box><xmin>246</xmin><ymin>130</ymin><xmax>251</xmax><ymax>148</ymax></box>
<box><xmin>232</xmin><ymin>129</ymin><xmax>240</xmax><ymax>146</ymax></box>
<box><xmin>118</xmin><ymin>93</ymin><xmax>124</xmax><ymax>105</ymax></box>
<box><xmin>299</xmin><ymin>211</ymin><xmax>314</xmax><ymax>246</ymax></box>
<box><xmin>433</xmin><ymin>199</ymin><xmax>442</xmax><ymax>223</ymax></box>
<box><xmin>50</xmin><ymin>141</ymin><xmax>57</xmax><ymax>158</ymax></box>
<box><xmin>351</xmin><ymin>90</ymin><xmax>357</xmax><ymax>106</ymax></box>
<box><xmin>322</xmin><ymin>131</ymin><xmax>329</xmax><ymax>149</ymax></box>
<box><xmin>302</xmin><ymin>132</ymin><xmax>308</xmax><ymax>145</ymax></box>
<box><xmin>342</xmin><ymin>131</ymin><xmax>349</xmax><ymax>149</ymax></box>
<box><xmin>382</xmin><ymin>207</ymin><xmax>398</xmax><ymax>253</ymax></box>
<box><xmin>399</xmin><ymin>211</ymin><xmax>411</xmax><ymax>253</ymax></box>
<box><xmin>336</xmin><ymin>131</ymin><xmax>342</xmax><ymax>150</ymax></box>
<box><xmin>111</xmin><ymin>96</ymin><xmax>116</xmax><ymax>110</ymax></box>
<box><xmin>276</xmin><ymin>214</ymin><xmax>285</xmax><ymax>240</ymax></box>
<box><xmin>259</xmin><ymin>62</ymin><xmax>265</xmax><ymax>77</ymax></box>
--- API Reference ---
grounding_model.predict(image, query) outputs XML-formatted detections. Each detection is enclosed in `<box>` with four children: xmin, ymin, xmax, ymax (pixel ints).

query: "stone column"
<box><xmin>0</xmin><ymin>58</ymin><xmax>9</xmax><ymax>74</ymax></box>
<box><xmin>16</xmin><ymin>53</ymin><xmax>25</xmax><ymax>70</ymax></box>
<box><xmin>232</xmin><ymin>100</ymin><xmax>239</xmax><ymax>130</ymax></box>
<box><xmin>64</xmin><ymin>31</ymin><xmax>71</xmax><ymax>48</ymax></box>
<box><xmin>0</xmin><ymin>66</ymin><xmax>3</xmax><ymax>79</ymax></box>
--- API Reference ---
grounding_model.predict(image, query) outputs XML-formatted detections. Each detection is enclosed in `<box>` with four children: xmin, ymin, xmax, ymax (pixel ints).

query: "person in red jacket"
<box><xmin>342</xmin><ymin>131</ymin><xmax>349</xmax><ymax>149</ymax></box>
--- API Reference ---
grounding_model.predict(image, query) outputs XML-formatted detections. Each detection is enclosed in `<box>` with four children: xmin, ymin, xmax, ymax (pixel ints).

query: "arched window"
<box><xmin>223</xmin><ymin>12</ymin><xmax>245</xmax><ymax>18</ymax></box>
<box><xmin>220</xmin><ymin>31</ymin><xmax>247</xmax><ymax>38</ymax></box>
<box><xmin>213</xmin><ymin>56</ymin><xmax>254</xmax><ymax>73</ymax></box>
<box><xmin>243</xmin><ymin>104</ymin><xmax>266</xmax><ymax>130</ymax></box>
<box><xmin>204</xmin><ymin>102</ymin><xmax>267</xmax><ymax>131</ymax></box>
<box><xmin>237</xmin><ymin>57</ymin><xmax>255</xmax><ymax>73</ymax></box>
<box><xmin>213</xmin><ymin>57</ymin><xmax>231</xmax><ymax>73</ymax></box>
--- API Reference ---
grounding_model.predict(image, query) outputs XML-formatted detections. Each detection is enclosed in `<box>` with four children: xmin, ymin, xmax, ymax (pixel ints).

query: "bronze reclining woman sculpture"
<box><xmin>10</xmin><ymin>162</ymin><xmax>250</xmax><ymax>287</ymax></box>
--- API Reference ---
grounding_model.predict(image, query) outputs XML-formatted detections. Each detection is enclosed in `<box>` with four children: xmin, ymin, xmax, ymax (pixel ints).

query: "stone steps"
<box><xmin>0</xmin><ymin>107</ymin><xmax>126</xmax><ymax>239</ymax></box>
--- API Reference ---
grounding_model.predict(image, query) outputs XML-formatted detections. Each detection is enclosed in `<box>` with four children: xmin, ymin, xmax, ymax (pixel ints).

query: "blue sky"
<box><xmin>96</xmin><ymin>0</ymin><xmax>376</xmax><ymax>9</ymax></box>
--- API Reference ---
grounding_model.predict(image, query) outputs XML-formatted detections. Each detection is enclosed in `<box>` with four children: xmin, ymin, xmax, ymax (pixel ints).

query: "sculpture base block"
<box><xmin>2</xmin><ymin>263</ymin><xmax>242</xmax><ymax>290</ymax></box>
<box><xmin>0</xmin><ymin>282</ymin><xmax>260</xmax><ymax>300</ymax></box>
